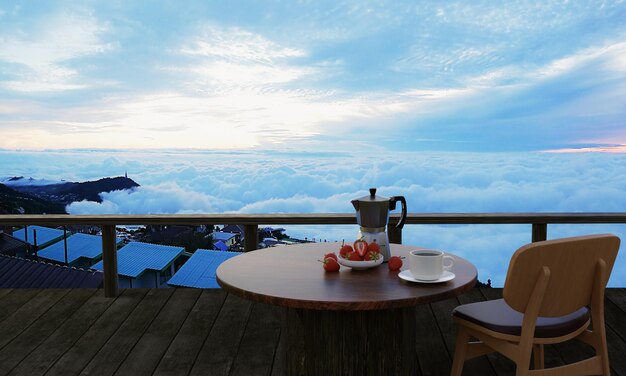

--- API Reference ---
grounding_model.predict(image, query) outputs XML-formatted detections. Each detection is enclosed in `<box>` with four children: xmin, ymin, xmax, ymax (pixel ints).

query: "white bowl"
<box><xmin>337</xmin><ymin>255</ymin><xmax>384</xmax><ymax>270</ymax></box>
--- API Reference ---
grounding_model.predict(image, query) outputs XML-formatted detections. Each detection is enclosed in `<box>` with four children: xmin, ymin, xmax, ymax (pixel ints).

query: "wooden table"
<box><xmin>216</xmin><ymin>242</ymin><xmax>477</xmax><ymax>375</ymax></box>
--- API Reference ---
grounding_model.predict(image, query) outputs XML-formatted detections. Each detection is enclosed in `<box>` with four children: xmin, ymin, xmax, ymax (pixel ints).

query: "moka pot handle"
<box><xmin>389</xmin><ymin>196</ymin><xmax>407</xmax><ymax>229</ymax></box>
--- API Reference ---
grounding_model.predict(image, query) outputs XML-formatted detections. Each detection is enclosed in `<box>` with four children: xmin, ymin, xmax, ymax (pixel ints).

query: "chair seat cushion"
<box><xmin>452</xmin><ymin>299</ymin><xmax>590</xmax><ymax>338</ymax></box>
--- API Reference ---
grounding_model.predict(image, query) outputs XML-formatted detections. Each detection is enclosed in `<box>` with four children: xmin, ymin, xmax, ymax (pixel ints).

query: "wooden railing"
<box><xmin>3</xmin><ymin>212</ymin><xmax>626</xmax><ymax>297</ymax></box>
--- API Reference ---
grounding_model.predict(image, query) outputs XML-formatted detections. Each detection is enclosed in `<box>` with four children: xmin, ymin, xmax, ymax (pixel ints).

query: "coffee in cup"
<box><xmin>409</xmin><ymin>249</ymin><xmax>454</xmax><ymax>280</ymax></box>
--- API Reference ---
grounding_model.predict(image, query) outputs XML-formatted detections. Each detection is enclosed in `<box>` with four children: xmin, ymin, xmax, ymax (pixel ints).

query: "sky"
<box><xmin>1</xmin><ymin>0</ymin><xmax>626</xmax><ymax>151</ymax></box>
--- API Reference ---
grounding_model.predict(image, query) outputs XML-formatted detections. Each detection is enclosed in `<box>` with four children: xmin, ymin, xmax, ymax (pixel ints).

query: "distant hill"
<box><xmin>8</xmin><ymin>176</ymin><xmax>140</xmax><ymax>205</ymax></box>
<box><xmin>0</xmin><ymin>183</ymin><xmax>66</xmax><ymax>214</ymax></box>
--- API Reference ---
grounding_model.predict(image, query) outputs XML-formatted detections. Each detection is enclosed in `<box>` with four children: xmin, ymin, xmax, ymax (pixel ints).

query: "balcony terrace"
<box><xmin>1</xmin><ymin>213</ymin><xmax>626</xmax><ymax>375</ymax></box>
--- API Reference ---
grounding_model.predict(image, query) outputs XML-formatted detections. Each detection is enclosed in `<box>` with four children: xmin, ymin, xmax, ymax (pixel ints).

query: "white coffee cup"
<box><xmin>409</xmin><ymin>249</ymin><xmax>454</xmax><ymax>280</ymax></box>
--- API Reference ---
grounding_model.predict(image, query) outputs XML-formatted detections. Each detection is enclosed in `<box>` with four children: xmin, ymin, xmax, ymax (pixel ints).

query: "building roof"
<box><xmin>167</xmin><ymin>249</ymin><xmax>239</xmax><ymax>288</ymax></box>
<box><xmin>0</xmin><ymin>254</ymin><xmax>103</xmax><ymax>288</ymax></box>
<box><xmin>222</xmin><ymin>224</ymin><xmax>244</xmax><ymax>234</ymax></box>
<box><xmin>37</xmin><ymin>233</ymin><xmax>122</xmax><ymax>264</ymax></box>
<box><xmin>92</xmin><ymin>241</ymin><xmax>183</xmax><ymax>278</ymax></box>
<box><xmin>213</xmin><ymin>240</ymin><xmax>229</xmax><ymax>251</ymax></box>
<box><xmin>13</xmin><ymin>225</ymin><xmax>65</xmax><ymax>248</ymax></box>
<box><xmin>0</xmin><ymin>232</ymin><xmax>29</xmax><ymax>256</ymax></box>
<box><xmin>212</xmin><ymin>231</ymin><xmax>237</xmax><ymax>241</ymax></box>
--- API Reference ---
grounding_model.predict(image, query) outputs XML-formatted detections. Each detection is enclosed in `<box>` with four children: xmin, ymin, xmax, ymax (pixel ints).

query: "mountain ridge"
<box><xmin>0</xmin><ymin>176</ymin><xmax>140</xmax><ymax>214</ymax></box>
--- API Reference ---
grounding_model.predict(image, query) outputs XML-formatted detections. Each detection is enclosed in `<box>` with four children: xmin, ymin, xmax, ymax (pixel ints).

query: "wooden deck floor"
<box><xmin>0</xmin><ymin>287</ymin><xmax>625</xmax><ymax>376</ymax></box>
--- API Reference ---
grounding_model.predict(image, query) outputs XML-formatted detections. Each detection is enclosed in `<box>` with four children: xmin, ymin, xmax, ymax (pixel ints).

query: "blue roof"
<box><xmin>92</xmin><ymin>242</ymin><xmax>183</xmax><ymax>278</ymax></box>
<box><xmin>13</xmin><ymin>226</ymin><xmax>65</xmax><ymax>247</ymax></box>
<box><xmin>212</xmin><ymin>231</ymin><xmax>237</xmax><ymax>241</ymax></box>
<box><xmin>167</xmin><ymin>249</ymin><xmax>239</xmax><ymax>288</ymax></box>
<box><xmin>37</xmin><ymin>233</ymin><xmax>122</xmax><ymax>264</ymax></box>
<box><xmin>213</xmin><ymin>240</ymin><xmax>229</xmax><ymax>251</ymax></box>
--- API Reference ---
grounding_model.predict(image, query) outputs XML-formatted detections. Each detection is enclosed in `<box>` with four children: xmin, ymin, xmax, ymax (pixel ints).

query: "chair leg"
<box><xmin>532</xmin><ymin>344</ymin><xmax>544</xmax><ymax>370</ymax></box>
<box><xmin>450</xmin><ymin>326</ymin><xmax>470</xmax><ymax>376</ymax></box>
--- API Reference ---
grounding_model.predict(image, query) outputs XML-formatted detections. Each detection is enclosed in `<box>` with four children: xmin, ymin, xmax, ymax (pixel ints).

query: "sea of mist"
<box><xmin>1</xmin><ymin>148</ymin><xmax>625</xmax><ymax>287</ymax></box>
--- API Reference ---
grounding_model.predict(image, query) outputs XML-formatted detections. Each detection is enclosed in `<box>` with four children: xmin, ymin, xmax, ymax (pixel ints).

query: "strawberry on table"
<box><xmin>322</xmin><ymin>257</ymin><xmax>340</xmax><ymax>272</ymax></box>
<box><xmin>324</xmin><ymin>252</ymin><xmax>338</xmax><ymax>261</ymax></box>
<box><xmin>388</xmin><ymin>256</ymin><xmax>403</xmax><ymax>271</ymax></box>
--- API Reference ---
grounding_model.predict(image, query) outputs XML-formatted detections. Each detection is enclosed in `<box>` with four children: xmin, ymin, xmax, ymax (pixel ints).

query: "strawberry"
<box><xmin>347</xmin><ymin>251</ymin><xmax>363</xmax><ymax>261</ymax></box>
<box><xmin>366</xmin><ymin>240</ymin><xmax>380</xmax><ymax>254</ymax></box>
<box><xmin>321</xmin><ymin>257</ymin><xmax>340</xmax><ymax>272</ymax></box>
<box><xmin>388</xmin><ymin>256</ymin><xmax>403</xmax><ymax>271</ymax></box>
<box><xmin>324</xmin><ymin>252</ymin><xmax>338</xmax><ymax>261</ymax></box>
<box><xmin>339</xmin><ymin>244</ymin><xmax>353</xmax><ymax>258</ymax></box>
<box><xmin>353</xmin><ymin>238</ymin><xmax>368</xmax><ymax>258</ymax></box>
<box><xmin>364</xmin><ymin>250</ymin><xmax>380</xmax><ymax>261</ymax></box>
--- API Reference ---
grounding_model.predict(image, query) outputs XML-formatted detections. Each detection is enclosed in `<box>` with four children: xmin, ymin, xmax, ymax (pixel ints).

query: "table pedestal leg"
<box><xmin>283</xmin><ymin>307</ymin><xmax>417</xmax><ymax>375</ymax></box>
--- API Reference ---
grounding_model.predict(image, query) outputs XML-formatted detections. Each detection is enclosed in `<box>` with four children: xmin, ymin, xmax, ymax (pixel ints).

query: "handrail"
<box><xmin>3</xmin><ymin>212</ymin><xmax>626</xmax><ymax>298</ymax></box>
<box><xmin>2</xmin><ymin>212</ymin><xmax>626</xmax><ymax>225</ymax></box>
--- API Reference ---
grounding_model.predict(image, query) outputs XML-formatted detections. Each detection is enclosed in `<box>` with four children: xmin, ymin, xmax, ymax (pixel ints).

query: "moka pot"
<box><xmin>351</xmin><ymin>188</ymin><xmax>407</xmax><ymax>261</ymax></box>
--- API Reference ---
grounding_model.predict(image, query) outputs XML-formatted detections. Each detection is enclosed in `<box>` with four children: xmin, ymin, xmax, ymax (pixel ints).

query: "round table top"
<box><xmin>216</xmin><ymin>242</ymin><xmax>477</xmax><ymax>311</ymax></box>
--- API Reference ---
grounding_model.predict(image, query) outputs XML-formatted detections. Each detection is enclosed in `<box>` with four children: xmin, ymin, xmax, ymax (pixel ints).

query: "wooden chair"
<box><xmin>450</xmin><ymin>234</ymin><xmax>620</xmax><ymax>376</ymax></box>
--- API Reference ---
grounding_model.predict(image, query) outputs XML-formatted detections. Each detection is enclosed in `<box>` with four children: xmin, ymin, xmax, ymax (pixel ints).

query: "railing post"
<box><xmin>532</xmin><ymin>223</ymin><xmax>547</xmax><ymax>243</ymax></box>
<box><xmin>387</xmin><ymin>224</ymin><xmax>402</xmax><ymax>245</ymax></box>
<box><xmin>244</xmin><ymin>225</ymin><xmax>258</xmax><ymax>252</ymax></box>
<box><xmin>101</xmin><ymin>225</ymin><xmax>119</xmax><ymax>297</ymax></box>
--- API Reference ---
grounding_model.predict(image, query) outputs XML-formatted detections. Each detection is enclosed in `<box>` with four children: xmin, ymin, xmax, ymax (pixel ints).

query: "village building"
<box><xmin>37</xmin><ymin>233</ymin><xmax>123</xmax><ymax>269</ymax></box>
<box><xmin>167</xmin><ymin>249</ymin><xmax>239</xmax><ymax>288</ymax></box>
<box><xmin>92</xmin><ymin>242</ymin><xmax>183</xmax><ymax>288</ymax></box>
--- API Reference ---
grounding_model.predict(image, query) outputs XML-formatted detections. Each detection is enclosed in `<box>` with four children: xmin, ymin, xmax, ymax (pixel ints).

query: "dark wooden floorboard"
<box><xmin>414</xmin><ymin>301</ymin><xmax>452</xmax><ymax>375</ymax></box>
<box><xmin>44</xmin><ymin>288</ymin><xmax>148</xmax><ymax>376</ymax></box>
<box><xmin>80</xmin><ymin>288</ymin><xmax>175</xmax><ymax>376</ymax></box>
<box><xmin>0</xmin><ymin>288</ymin><xmax>13</xmax><ymax>302</ymax></box>
<box><xmin>189</xmin><ymin>293</ymin><xmax>253</xmax><ymax>376</ymax></box>
<box><xmin>7</xmin><ymin>289</ymin><xmax>114</xmax><ymax>376</ymax></box>
<box><xmin>0</xmin><ymin>287</ymin><xmax>623</xmax><ymax>376</ymax></box>
<box><xmin>0</xmin><ymin>289</ymin><xmax>96</xmax><ymax>375</ymax></box>
<box><xmin>153</xmin><ymin>290</ymin><xmax>227</xmax><ymax>376</ymax></box>
<box><xmin>0</xmin><ymin>288</ymin><xmax>39</xmax><ymax>322</ymax></box>
<box><xmin>0</xmin><ymin>289</ymin><xmax>69</xmax><ymax>350</ymax></box>
<box><xmin>229</xmin><ymin>302</ymin><xmax>281</xmax><ymax>376</ymax></box>
<box><xmin>114</xmin><ymin>288</ymin><xmax>202</xmax><ymax>376</ymax></box>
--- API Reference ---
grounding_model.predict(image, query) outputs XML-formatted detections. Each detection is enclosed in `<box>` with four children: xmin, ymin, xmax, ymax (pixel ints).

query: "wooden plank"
<box><xmin>606</xmin><ymin>288</ymin><xmax>626</xmax><ymax>314</ymax></box>
<box><xmin>189</xmin><ymin>293</ymin><xmax>253</xmax><ymax>376</ymax></box>
<box><xmin>432</xmin><ymin>294</ymin><xmax>497</xmax><ymax>376</ymax></box>
<box><xmin>114</xmin><ymin>288</ymin><xmax>202</xmax><ymax>376</ymax></box>
<box><xmin>153</xmin><ymin>290</ymin><xmax>227</xmax><ymax>376</ymax></box>
<box><xmin>0</xmin><ymin>289</ymin><xmax>40</xmax><ymax>322</ymax></box>
<box><xmin>414</xmin><ymin>302</ymin><xmax>451</xmax><ymax>375</ymax></box>
<box><xmin>102</xmin><ymin>224</ymin><xmax>119</xmax><ymax>298</ymax></box>
<box><xmin>603</xmin><ymin>297</ymin><xmax>626</xmax><ymax>376</ymax></box>
<box><xmin>604</xmin><ymin>293</ymin><xmax>626</xmax><ymax>343</ymax></box>
<box><xmin>0</xmin><ymin>288</ymin><xmax>95</xmax><ymax>374</ymax></box>
<box><xmin>80</xmin><ymin>288</ymin><xmax>175</xmax><ymax>376</ymax></box>
<box><xmin>44</xmin><ymin>288</ymin><xmax>148</xmax><ymax>376</ymax></box>
<box><xmin>0</xmin><ymin>289</ymin><xmax>13</xmax><ymax>301</ymax></box>
<box><xmin>0</xmin><ymin>289</ymin><xmax>69</xmax><ymax>350</ymax></box>
<box><xmin>229</xmin><ymin>302</ymin><xmax>281</xmax><ymax>376</ymax></box>
<box><xmin>7</xmin><ymin>289</ymin><xmax>114</xmax><ymax>376</ymax></box>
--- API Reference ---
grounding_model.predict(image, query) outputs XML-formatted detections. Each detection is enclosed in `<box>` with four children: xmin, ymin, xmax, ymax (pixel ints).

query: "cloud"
<box><xmin>0</xmin><ymin>10</ymin><xmax>112</xmax><ymax>92</ymax></box>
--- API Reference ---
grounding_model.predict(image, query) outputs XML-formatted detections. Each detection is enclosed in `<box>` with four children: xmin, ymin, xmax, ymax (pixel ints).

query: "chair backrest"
<box><xmin>503</xmin><ymin>234</ymin><xmax>620</xmax><ymax>317</ymax></box>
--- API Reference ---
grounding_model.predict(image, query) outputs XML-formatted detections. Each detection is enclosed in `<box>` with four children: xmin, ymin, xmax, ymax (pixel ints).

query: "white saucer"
<box><xmin>398</xmin><ymin>270</ymin><xmax>455</xmax><ymax>283</ymax></box>
<box><xmin>337</xmin><ymin>255</ymin><xmax>383</xmax><ymax>270</ymax></box>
